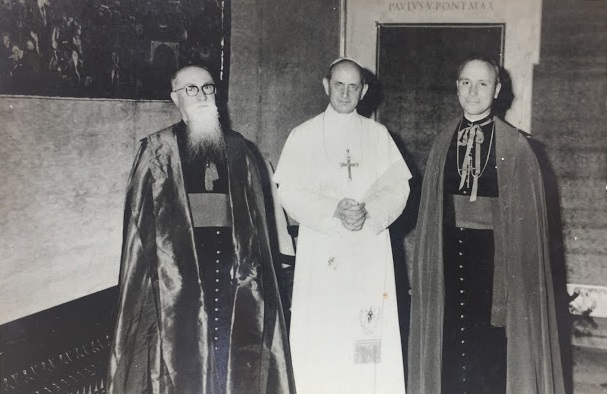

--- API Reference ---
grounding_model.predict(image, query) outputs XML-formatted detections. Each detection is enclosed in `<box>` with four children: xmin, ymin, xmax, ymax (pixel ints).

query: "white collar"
<box><xmin>325</xmin><ymin>104</ymin><xmax>359</xmax><ymax>123</ymax></box>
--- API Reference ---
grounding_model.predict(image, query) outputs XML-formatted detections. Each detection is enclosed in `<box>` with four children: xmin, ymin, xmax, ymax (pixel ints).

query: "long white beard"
<box><xmin>185</xmin><ymin>105</ymin><xmax>226</xmax><ymax>163</ymax></box>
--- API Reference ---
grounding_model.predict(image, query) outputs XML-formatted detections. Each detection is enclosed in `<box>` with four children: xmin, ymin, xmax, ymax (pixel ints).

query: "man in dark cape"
<box><xmin>408</xmin><ymin>57</ymin><xmax>564</xmax><ymax>394</ymax></box>
<box><xmin>107</xmin><ymin>66</ymin><xmax>295</xmax><ymax>394</ymax></box>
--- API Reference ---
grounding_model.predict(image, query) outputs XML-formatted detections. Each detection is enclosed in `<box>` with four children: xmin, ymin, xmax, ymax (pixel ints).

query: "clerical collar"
<box><xmin>325</xmin><ymin>104</ymin><xmax>359</xmax><ymax>121</ymax></box>
<box><xmin>462</xmin><ymin>113</ymin><xmax>494</xmax><ymax>127</ymax></box>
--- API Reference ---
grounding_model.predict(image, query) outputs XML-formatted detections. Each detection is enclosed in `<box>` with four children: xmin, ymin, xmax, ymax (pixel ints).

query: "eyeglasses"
<box><xmin>173</xmin><ymin>83</ymin><xmax>216</xmax><ymax>96</ymax></box>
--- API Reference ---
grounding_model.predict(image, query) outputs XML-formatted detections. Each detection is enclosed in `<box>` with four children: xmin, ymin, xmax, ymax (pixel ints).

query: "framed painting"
<box><xmin>0</xmin><ymin>0</ymin><xmax>230</xmax><ymax>99</ymax></box>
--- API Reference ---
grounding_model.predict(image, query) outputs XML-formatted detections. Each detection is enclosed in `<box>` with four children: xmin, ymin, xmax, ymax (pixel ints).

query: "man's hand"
<box><xmin>334</xmin><ymin>198</ymin><xmax>368</xmax><ymax>231</ymax></box>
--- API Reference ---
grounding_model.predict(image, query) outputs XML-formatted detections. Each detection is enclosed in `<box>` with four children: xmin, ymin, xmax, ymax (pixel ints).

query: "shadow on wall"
<box><xmin>500</xmin><ymin>66</ymin><xmax>572</xmax><ymax>392</ymax></box>
<box><xmin>358</xmin><ymin>68</ymin><xmax>384</xmax><ymax>119</ymax></box>
<box><xmin>527</xmin><ymin>132</ymin><xmax>574</xmax><ymax>394</ymax></box>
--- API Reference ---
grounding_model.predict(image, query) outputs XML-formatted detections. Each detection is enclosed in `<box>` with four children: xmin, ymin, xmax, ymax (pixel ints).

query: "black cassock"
<box><xmin>177</xmin><ymin>127</ymin><xmax>233</xmax><ymax>391</ymax></box>
<box><xmin>441</xmin><ymin>115</ymin><xmax>506</xmax><ymax>394</ymax></box>
<box><xmin>107</xmin><ymin>123</ymin><xmax>295</xmax><ymax>394</ymax></box>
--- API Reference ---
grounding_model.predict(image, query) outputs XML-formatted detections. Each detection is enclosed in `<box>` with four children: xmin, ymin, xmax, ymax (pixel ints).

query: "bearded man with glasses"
<box><xmin>107</xmin><ymin>65</ymin><xmax>295</xmax><ymax>394</ymax></box>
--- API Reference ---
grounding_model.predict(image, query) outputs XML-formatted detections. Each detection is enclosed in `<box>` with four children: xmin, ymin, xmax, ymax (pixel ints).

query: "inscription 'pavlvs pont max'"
<box><xmin>388</xmin><ymin>1</ymin><xmax>495</xmax><ymax>12</ymax></box>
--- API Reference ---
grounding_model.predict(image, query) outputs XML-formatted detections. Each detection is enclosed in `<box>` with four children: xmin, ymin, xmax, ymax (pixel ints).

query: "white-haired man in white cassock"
<box><xmin>274</xmin><ymin>58</ymin><xmax>411</xmax><ymax>394</ymax></box>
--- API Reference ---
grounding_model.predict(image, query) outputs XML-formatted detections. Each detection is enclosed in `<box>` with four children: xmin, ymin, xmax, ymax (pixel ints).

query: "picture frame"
<box><xmin>0</xmin><ymin>0</ymin><xmax>230</xmax><ymax>99</ymax></box>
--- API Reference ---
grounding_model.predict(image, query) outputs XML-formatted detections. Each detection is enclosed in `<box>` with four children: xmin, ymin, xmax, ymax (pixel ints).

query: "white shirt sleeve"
<box><xmin>362</xmin><ymin>128</ymin><xmax>412</xmax><ymax>235</ymax></box>
<box><xmin>274</xmin><ymin>126</ymin><xmax>341</xmax><ymax>235</ymax></box>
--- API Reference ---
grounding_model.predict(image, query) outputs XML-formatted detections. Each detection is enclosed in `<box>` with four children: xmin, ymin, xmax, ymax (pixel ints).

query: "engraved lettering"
<box><xmin>388</xmin><ymin>1</ymin><xmax>494</xmax><ymax>12</ymax></box>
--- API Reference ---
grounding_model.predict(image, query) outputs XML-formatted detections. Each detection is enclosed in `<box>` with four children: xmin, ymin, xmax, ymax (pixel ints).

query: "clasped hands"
<box><xmin>334</xmin><ymin>198</ymin><xmax>368</xmax><ymax>231</ymax></box>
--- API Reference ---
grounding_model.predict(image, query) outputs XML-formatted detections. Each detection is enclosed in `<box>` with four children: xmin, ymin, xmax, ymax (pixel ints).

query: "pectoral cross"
<box><xmin>340</xmin><ymin>149</ymin><xmax>358</xmax><ymax>182</ymax></box>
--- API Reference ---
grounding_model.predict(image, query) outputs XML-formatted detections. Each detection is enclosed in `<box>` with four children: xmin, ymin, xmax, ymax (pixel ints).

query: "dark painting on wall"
<box><xmin>0</xmin><ymin>0</ymin><xmax>230</xmax><ymax>99</ymax></box>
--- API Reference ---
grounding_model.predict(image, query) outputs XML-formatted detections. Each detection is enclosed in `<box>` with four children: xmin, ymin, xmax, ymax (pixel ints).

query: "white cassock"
<box><xmin>274</xmin><ymin>105</ymin><xmax>411</xmax><ymax>394</ymax></box>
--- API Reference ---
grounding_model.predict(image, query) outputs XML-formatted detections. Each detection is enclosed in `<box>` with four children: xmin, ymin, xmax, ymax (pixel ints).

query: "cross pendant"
<box><xmin>340</xmin><ymin>149</ymin><xmax>358</xmax><ymax>182</ymax></box>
